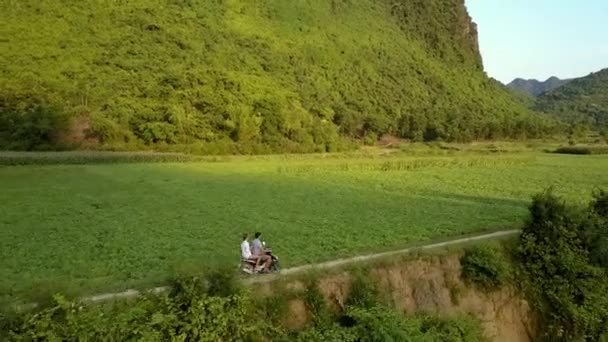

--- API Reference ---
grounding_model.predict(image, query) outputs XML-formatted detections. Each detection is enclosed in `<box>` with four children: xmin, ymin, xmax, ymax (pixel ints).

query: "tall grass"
<box><xmin>0</xmin><ymin>151</ymin><xmax>202</xmax><ymax>166</ymax></box>
<box><xmin>277</xmin><ymin>155</ymin><xmax>535</xmax><ymax>174</ymax></box>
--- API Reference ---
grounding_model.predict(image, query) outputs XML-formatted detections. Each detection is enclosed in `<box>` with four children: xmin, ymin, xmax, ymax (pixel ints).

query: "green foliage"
<box><xmin>461</xmin><ymin>243</ymin><xmax>511</xmax><ymax>290</ymax></box>
<box><xmin>591</xmin><ymin>189</ymin><xmax>608</xmax><ymax>219</ymax></box>
<box><xmin>518</xmin><ymin>190</ymin><xmax>608</xmax><ymax>341</ymax></box>
<box><xmin>1</xmin><ymin>152</ymin><xmax>607</xmax><ymax>302</ymax></box>
<box><xmin>0</xmin><ymin>92</ymin><xmax>71</xmax><ymax>150</ymax></box>
<box><xmin>554</xmin><ymin>146</ymin><xmax>608</xmax><ymax>155</ymax></box>
<box><xmin>4</xmin><ymin>278</ymin><xmax>269</xmax><ymax>341</ymax></box>
<box><xmin>291</xmin><ymin>256</ymin><xmax>485</xmax><ymax>341</ymax></box>
<box><xmin>585</xmin><ymin>190</ymin><xmax>608</xmax><ymax>268</ymax></box>
<box><xmin>536</xmin><ymin>69</ymin><xmax>608</xmax><ymax>132</ymax></box>
<box><xmin>345</xmin><ymin>269</ymin><xmax>379</xmax><ymax>309</ymax></box>
<box><xmin>304</xmin><ymin>278</ymin><xmax>333</xmax><ymax>329</ymax></box>
<box><xmin>1</xmin><ymin>0</ymin><xmax>553</xmax><ymax>152</ymax></box>
<box><xmin>257</xmin><ymin>291</ymin><xmax>289</xmax><ymax>327</ymax></box>
<box><xmin>2</xmin><ymin>275</ymin><xmax>487</xmax><ymax>342</ymax></box>
<box><xmin>293</xmin><ymin>307</ymin><xmax>486</xmax><ymax>342</ymax></box>
<box><xmin>204</xmin><ymin>266</ymin><xmax>243</xmax><ymax>298</ymax></box>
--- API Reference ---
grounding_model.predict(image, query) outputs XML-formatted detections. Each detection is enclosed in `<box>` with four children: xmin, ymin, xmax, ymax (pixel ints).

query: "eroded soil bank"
<box><xmin>262</xmin><ymin>253</ymin><xmax>534</xmax><ymax>342</ymax></box>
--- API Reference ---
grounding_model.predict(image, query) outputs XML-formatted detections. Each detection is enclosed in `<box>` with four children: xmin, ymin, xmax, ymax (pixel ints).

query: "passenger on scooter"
<box><xmin>241</xmin><ymin>233</ymin><xmax>270</xmax><ymax>272</ymax></box>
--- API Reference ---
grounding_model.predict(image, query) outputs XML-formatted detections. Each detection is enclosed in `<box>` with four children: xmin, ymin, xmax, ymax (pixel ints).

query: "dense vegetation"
<box><xmin>536</xmin><ymin>69</ymin><xmax>608</xmax><ymax>133</ymax></box>
<box><xmin>553</xmin><ymin>145</ymin><xmax>608</xmax><ymax>155</ymax></box>
<box><xmin>2</xmin><ymin>150</ymin><xmax>607</xmax><ymax>303</ymax></box>
<box><xmin>461</xmin><ymin>243</ymin><xmax>512</xmax><ymax>290</ymax></box>
<box><xmin>1</xmin><ymin>0</ymin><xmax>554</xmax><ymax>153</ymax></box>
<box><xmin>0</xmin><ymin>269</ymin><xmax>485</xmax><ymax>341</ymax></box>
<box><xmin>518</xmin><ymin>190</ymin><xmax>608</xmax><ymax>341</ymax></box>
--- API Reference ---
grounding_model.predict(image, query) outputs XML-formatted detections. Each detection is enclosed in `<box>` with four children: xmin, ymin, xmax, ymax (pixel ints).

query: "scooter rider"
<box><xmin>241</xmin><ymin>233</ymin><xmax>271</xmax><ymax>272</ymax></box>
<box><xmin>252</xmin><ymin>232</ymin><xmax>271</xmax><ymax>272</ymax></box>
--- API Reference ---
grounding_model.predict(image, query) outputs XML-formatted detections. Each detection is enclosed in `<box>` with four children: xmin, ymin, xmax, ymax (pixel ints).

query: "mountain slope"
<box><xmin>507</xmin><ymin>76</ymin><xmax>572</xmax><ymax>96</ymax></box>
<box><xmin>1</xmin><ymin>0</ymin><xmax>552</xmax><ymax>152</ymax></box>
<box><xmin>535</xmin><ymin>69</ymin><xmax>608</xmax><ymax>130</ymax></box>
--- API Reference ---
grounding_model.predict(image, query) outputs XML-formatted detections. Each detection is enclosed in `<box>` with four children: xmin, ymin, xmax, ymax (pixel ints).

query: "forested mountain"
<box><xmin>507</xmin><ymin>76</ymin><xmax>572</xmax><ymax>96</ymax></box>
<box><xmin>536</xmin><ymin>69</ymin><xmax>608</xmax><ymax>130</ymax></box>
<box><xmin>1</xmin><ymin>0</ymin><xmax>554</xmax><ymax>153</ymax></box>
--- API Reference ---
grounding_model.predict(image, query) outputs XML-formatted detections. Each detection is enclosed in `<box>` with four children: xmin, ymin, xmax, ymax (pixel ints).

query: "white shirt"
<box><xmin>241</xmin><ymin>240</ymin><xmax>252</xmax><ymax>259</ymax></box>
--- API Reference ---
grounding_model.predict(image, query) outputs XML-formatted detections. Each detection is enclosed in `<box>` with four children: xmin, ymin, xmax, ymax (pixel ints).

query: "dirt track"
<box><xmin>82</xmin><ymin>229</ymin><xmax>519</xmax><ymax>303</ymax></box>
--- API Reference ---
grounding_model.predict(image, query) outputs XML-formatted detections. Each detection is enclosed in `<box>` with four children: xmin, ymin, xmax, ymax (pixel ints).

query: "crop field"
<box><xmin>1</xmin><ymin>149</ymin><xmax>607</xmax><ymax>302</ymax></box>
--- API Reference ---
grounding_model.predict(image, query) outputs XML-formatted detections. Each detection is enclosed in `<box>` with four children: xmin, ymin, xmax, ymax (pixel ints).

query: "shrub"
<box><xmin>591</xmin><ymin>189</ymin><xmax>608</xmax><ymax>218</ymax></box>
<box><xmin>204</xmin><ymin>266</ymin><xmax>242</xmax><ymax>298</ymax></box>
<box><xmin>4</xmin><ymin>274</ymin><xmax>268</xmax><ymax>341</ymax></box>
<box><xmin>461</xmin><ymin>243</ymin><xmax>511</xmax><ymax>290</ymax></box>
<box><xmin>303</xmin><ymin>278</ymin><xmax>333</xmax><ymax>329</ymax></box>
<box><xmin>518</xmin><ymin>190</ymin><xmax>608</xmax><ymax>341</ymax></box>
<box><xmin>554</xmin><ymin>146</ymin><xmax>608</xmax><ymax>155</ymax></box>
<box><xmin>293</xmin><ymin>307</ymin><xmax>485</xmax><ymax>342</ymax></box>
<box><xmin>586</xmin><ymin>190</ymin><xmax>608</xmax><ymax>268</ymax></box>
<box><xmin>345</xmin><ymin>269</ymin><xmax>378</xmax><ymax>309</ymax></box>
<box><xmin>0</xmin><ymin>93</ymin><xmax>70</xmax><ymax>151</ymax></box>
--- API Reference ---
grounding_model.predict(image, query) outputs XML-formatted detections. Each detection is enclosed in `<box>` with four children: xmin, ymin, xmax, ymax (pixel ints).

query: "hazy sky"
<box><xmin>465</xmin><ymin>0</ymin><xmax>608</xmax><ymax>83</ymax></box>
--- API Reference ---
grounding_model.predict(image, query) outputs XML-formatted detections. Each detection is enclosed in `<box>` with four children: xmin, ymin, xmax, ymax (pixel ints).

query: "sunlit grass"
<box><xmin>1</xmin><ymin>151</ymin><xmax>606</xmax><ymax>302</ymax></box>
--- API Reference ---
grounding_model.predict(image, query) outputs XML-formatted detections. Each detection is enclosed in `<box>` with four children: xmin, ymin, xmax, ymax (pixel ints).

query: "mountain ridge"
<box><xmin>535</xmin><ymin>68</ymin><xmax>608</xmax><ymax>131</ymax></box>
<box><xmin>507</xmin><ymin>76</ymin><xmax>572</xmax><ymax>96</ymax></box>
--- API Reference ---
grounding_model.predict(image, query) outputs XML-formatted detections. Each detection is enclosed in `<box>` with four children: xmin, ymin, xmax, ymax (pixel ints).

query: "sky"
<box><xmin>465</xmin><ymin>0</ymin><xmax>608</xmax><ymax>83</ymax></box>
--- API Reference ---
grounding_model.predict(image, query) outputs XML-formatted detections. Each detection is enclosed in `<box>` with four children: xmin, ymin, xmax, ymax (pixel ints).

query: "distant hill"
<box><xmin>507</xmin><ymin>76</ymin><xmax>572</xmax><ymax>96</ymax></box>
<box><xmin>1</xmin><ymin>0</ymin><xmax>553</xmax><ymax>152</ymax></box>
<box><xmin>535</xmin><ymin>69</ymin><xmax>608</xmax><ymax>130</ymax></box>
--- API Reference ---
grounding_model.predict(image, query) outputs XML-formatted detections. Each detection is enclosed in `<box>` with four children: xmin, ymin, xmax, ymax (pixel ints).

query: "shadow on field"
<box><xmin>0</xmin><ymin>162</ymin><xmax>531</xmax><ymax>303</ymax></box>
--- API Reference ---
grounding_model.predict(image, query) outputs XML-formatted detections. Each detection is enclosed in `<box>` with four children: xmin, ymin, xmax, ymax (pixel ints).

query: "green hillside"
<box><xmin>536</xmin><ymin>68</ymin><xmax>608</xmax><ymax>132</ymax></box>
<box><xmin>1</xmin><ymin>0</ymin><xmax>553</xmax><ymax>153</ymax></box>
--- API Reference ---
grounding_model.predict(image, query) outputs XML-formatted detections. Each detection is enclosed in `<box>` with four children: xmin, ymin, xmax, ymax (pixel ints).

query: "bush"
<box><xmin>0</xmin><ymin>93</ymin><xmax>70</xmax><ymax>150</ymax></box>
<box><xmin>1</xmin><ymin>266</ymin><xmax>489</xmax><ymax>341</ymax></box>
<box><xmin>4</xmin><ymin>274</ymin><xmax>269</xmax><ymax>341</ymax></box>
<box><xmin>303</xmin><ymin>278</ymin><xmax>333</xmax><ymax>329</ymax></box>
<box><xmin>586</xmin><ymin>190</ymin><xmax>608</xmax><ymax>268</ymax></box>
<box><xmin>461</xmin><ymin>243</ymin><xmax>511</xmax><ymax>290</ymax></box>
<box><xmin>518</xmin><ymin>190</ymin><xmax>608</xmax><ymax>341</ymax></box>
<box><xmin>553</xmin><ymin>146</ymin><xmax>608</xmax><ymax>155</ymax></box>
<box><xmin>293</xmin><ymin>307</ymin><xmax>485</xmax><ymax>342</ymax></box>
<box><xmin>345</xmin><ymin>269</ymin><xmax>378</xmax><ymax>309</ymax></box>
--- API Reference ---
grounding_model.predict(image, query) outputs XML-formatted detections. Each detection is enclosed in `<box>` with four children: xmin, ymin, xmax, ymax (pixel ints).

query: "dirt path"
<box><xmin>80</xmin><ymin>229</ymin><xmax>519</xmax><ymax>303</ymax></box>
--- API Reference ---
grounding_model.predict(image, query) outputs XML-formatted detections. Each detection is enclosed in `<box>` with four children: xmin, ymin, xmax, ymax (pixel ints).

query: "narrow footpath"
<box><xmin>84</xmin><ymin>229</ymin><xmax>520</xmax><ymax>303</ymax></box>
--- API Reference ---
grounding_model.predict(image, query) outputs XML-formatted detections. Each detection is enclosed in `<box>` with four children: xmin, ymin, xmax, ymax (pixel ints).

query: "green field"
<box><xmin>1</xmin><ymin>149</ymin><xmax>607</xmax><ymax>302</ymax></box>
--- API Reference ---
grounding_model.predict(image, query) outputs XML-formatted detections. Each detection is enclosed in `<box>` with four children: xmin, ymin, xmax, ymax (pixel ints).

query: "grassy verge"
<box><xmin>0</xmin><ymin>151</ymin><xmax>203</xmax><ymax>166</ymax></box>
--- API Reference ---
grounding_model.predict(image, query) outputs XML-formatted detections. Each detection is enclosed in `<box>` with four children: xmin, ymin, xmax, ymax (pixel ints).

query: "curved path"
<box><xmin>13</xmin><ymin>229</ymin><xmax>519</xmax><ymax>309</ymax></box>
<box><xmin>85</xmin><ymin>229</ymin><xmax>519</xmax><ymax>303</ymax></box>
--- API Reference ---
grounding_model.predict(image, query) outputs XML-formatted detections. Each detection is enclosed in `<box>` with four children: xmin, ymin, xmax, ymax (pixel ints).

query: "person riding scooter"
<box><xmin>252</xmin><ymin>231</ymin><xmax>280</xmax><ymax>272</ymax></box>
<box><xmin>241</xmin><ymin>233</ymin><xmax>271</xmax><ymax>272</ymax></box>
